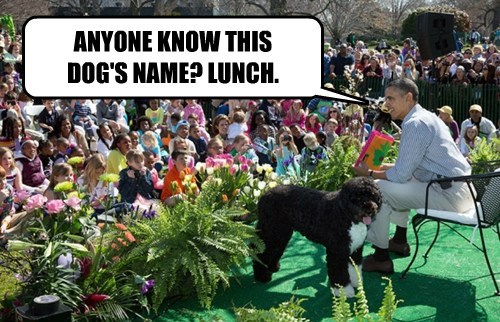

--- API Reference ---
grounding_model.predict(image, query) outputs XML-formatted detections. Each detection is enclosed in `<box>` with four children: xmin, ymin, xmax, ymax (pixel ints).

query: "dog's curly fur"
<box><xmin>253</xmin><ymin>177</ymin><xmax>382</xmax><ymax>296</ymax></box>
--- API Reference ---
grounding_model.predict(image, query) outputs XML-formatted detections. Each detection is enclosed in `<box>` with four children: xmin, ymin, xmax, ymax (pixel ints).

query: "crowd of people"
<box><xmin>323</xmin><ymin>37</ymin><xmax>500</xmax><ymax>86</ymax></box>
<box><xmin>0</xmin><ymin>29</ymin><xmax>499</xmax><ymax>266</ymax></box>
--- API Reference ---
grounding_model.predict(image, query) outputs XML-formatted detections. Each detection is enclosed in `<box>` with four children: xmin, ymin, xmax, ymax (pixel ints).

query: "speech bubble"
<box><xmin>23</xmin><ymin>17</ymin><xmax>366</xmax><ymax>104</ymax></box>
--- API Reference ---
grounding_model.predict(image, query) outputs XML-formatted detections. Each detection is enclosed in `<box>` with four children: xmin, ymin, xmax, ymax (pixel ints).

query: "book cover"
<box><xmin>355</xmin><ymin>130</ymin><xmax>395</xmax><ymax>170</ymax></box>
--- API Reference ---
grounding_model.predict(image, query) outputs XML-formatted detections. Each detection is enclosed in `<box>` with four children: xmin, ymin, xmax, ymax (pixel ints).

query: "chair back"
<box><xmin>471</xmin><ymin>171</ymin><xmax>500</xmax><ymax>226</ymax></box>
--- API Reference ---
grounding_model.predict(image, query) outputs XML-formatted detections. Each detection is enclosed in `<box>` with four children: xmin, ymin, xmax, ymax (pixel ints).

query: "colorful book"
<box><xmin>355</xmin><ymin>130</ymin><xmax>395</xmax><ymax>170</ymax></box>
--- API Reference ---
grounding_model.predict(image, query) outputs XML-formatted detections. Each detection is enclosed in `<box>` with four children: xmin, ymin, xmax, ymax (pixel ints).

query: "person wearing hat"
<box><xmin>168</xmin><ymin>120</ymin><xmax>197</xmax><ymax>159</ymax></box>
<box><xmin>352</xmin><ymin>78</ymin><xmax>473</xmax><ymax>274</ymax></box>
<box><xmin>328</xmin><ymin>43</ymin><xmax>354</xmax><ymax>80</ymax></box>
<box><xmin>437</xmin><ymin>105</ymin><xmax>459</xmax><ymax>144</ymax></box>
<box><xmin>459</xmin><ymin>104</ymin><xmax>496</xmax><ymax>141</ymax></box>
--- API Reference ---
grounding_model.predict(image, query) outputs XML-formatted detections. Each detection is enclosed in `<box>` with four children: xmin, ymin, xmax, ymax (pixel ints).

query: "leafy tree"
<box><xmin>401</xmin><ymin>6</ymin><xmax>472</xmax><ymax>39</ymax></box>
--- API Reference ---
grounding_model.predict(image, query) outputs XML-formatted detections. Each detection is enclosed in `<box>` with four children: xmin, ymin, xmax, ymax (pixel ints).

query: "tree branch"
<box><xmin>245</xmin><ymin>1</ymin><xmax>270</xmax><ymax>15</ymax></box>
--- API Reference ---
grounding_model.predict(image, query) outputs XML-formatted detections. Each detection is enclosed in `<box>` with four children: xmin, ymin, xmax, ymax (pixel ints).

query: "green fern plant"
<box><xmin>303</xmin><ymin>136</ymin><xmax>361</xmax><ymax>191</ymax></box>
<box><xmin>118</xmin><ymin>202</ymin><xmax>264</xmax><ymax>311</ymax></box>
<box><xmin>235</xmin><ymin>296</ymin><xmax>310</xmax><ymax>322</ymax></box>
<box><xmin>469</xmin><ymin>138</ymin><xmax>500</xmax><ymax>174</ymax></box>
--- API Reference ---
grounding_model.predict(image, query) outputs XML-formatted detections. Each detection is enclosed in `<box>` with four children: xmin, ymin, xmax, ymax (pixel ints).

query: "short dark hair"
<box><xmin>386</xmin><ymin>78</ymin><xmax>419</xmax><ymax>102</ymax></box>
<box><xmin>171</xmin><ymin>149</ymin><xmax>188</xmax><ymax>161</ymax></box>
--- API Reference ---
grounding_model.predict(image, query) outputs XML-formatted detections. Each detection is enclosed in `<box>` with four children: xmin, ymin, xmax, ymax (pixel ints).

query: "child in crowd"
<box><xmin>300</xmin><ymin>132</ymin><xmax>328</xmax><ymax>174</ymax></box>
<box><xmin>161</xmin><ymin>149</ymin><xmax>198</xmax><ymax>206</ymax></box>
<box><xmin>253</xmin><ymin>125</ymin><xmax>276</xmax><ymax>167</ymax></box>
<box><xmin>231</xmin><ymin>134</ymin><xmax>259</xmax><ymax>165</ymax></box>
<box><xmin>118</xmin><ymin>149</ymin><xmax>156</xmax><ymax>204</ymax></box>
<box><xmin>183</xmin><ymin>99</ymin><xmax>206</xmax><ymax>126</ymax></box>
<box><xmin>187</xmin><ymin>114</ymin><xmax>210</xmax><ymax>143</ymax></box>
<box><xmin>145</xmin><ymin>99</ymin><xmax>165</xmax><ymax>127</ymax></box>
<box><xmin>282</xmin><ymin>99</ymin><xmax>306</xmax><ymax>129</ymax></box>
<box><xmin>129</xmin><ymin>131</ymin><xmax>143</xmax><ymax>152</ymax></box>
<box><xmin>77</xmin><ymin>153</ymin><xmax>119</xmax><ymax>213</ymax></box>
<box><xmin>1</xmin><ymin>116</ymin><xmax>28</xmax><ymax>152</ymax></box>
<box><xmin>316</xmin><ymin>131</ymin><xmax>328</xmax><ymax>149</ymax></box>
<box><xmin>166</xmin><ymin>99</ymin><xmax>184</xmax><ymax>120</ymax></box>
<box><xmin>168</xmin><ymin>120</ymin><xmax>197</xmax><ymax>159</ymax></box>
<box><xmin>0</xmin><ymin>147</ymin><xmax>22</xmax><ymax>192</ymax></box>
<box><xmin>460</xmin><ymin>124</ymin><xmax>482</xmax><ymax>158</ymax></box>
<box><xmin>168</xmin><ymin>137</ymin><xmax>195</xmax><ymax>171</ymax></box>
<box><xmin>37</xmin><ymin>99</ymin><xmax>60</xmax><ymax>134</ymax></box>
<box><xmin>38</xmin><ymin>139</ymin><xmax>55</xmax><ymax>179</ymax></box>
<box><xmin>228</xmin><ymin>111</ymin><xmax>248</xmax><ymax>141</ymax></box>
<box><xmin>143</xmin><ymin>151</ymin><xmax>164</xmax><ymax>192</ymax></box>
<box><xmin>96</xmin><ymin>122</ymin><xmax>115</xmax><ymax>158</ymax></box>
<box><xmin>188</xmin><ymin>124</ymin><xmax>208</xmax><ymax>162</ymax></box>
<box><xmin>44</xmin><ymin>163</ymin><xmax>74</xmax><ymax>201</ymax></box>
<box><xmin>289</xmin><ymin>124</ymin><xmax>307</xmax><ymax>153</ymax></box>
<box><xmin>305</xmin><ymin>114</ymin><xmax>323</xmax><ymax>134</ymax></box>
<box><xmin>15</xmin><ymin>140</ymin><xmax>48</xmax><ymax>194</ymax></box>
<box><xmin>168</xmin><ymin>112</ymin><xmax>182</xmax><ymax>136</ymax></box>
<box><xmin>141</xmin><ymin>130</ymin><xmax>168</xmax><ymax>170</ymax></box>
<box><xmin>54</xmin><ymin>137</ymin><xmax>70</xmax><ymax>165</ymax></box>
<box><xmin>206</xmin><ymin>138</ymin><xmax>225</xmax><ymax>158</ymax></box>
<box><xmin>71</xmin><ymin>99</ymin><xmax>98</xmax><ymax>139</ymax></box>
<box><xmin>0</xmin><ymin>165</ymin><xmax>15</xmax><ymax>238</ymax></box>
<box><xmin>324</xmin><ymin>118</ymin><xmax>339</xmax><ymax>147</ymax></box>
<box><xmin>275</xmin><ymin>126</ymin><xmax>300</xmax><ymax>177</ymax></box>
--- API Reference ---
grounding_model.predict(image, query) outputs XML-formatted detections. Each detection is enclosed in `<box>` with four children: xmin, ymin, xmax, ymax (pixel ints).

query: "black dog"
<box><xmin>253</xmin><ymin>177</ymin><xmax>382</xmax><ymax>297</ymax></box>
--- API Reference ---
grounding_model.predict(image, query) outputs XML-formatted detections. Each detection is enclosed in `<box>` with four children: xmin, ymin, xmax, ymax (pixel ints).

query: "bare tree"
<box><xmin>48</xmin><ymin>0</ymin><xmax>104</xmax><ymax>15</ymax></box>
<box><xmin>378</xmin><ymin>0</ymin><xmax>427</xmax><ymax>36</ymax></box>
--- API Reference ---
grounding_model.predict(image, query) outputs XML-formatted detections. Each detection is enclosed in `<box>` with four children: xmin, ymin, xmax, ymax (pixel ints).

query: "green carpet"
<box><xmin>153</xmin><ymin>223</ymin><xmax>499</xmax><ymax>322</ymax></box>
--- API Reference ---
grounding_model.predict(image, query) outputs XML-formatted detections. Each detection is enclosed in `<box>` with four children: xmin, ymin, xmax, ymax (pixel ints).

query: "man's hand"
<box><xmin>352</xmin><ymin>162</ymin><xmax>370</xmax><ymax>177</ymax></box>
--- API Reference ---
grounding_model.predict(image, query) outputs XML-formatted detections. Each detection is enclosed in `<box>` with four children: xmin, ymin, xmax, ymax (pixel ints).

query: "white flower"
<box><xmin>269</xmin><ymin>181</ymin><xmax>278</xmax><ymax>189</ymax></box>
<box><xmin>270</xmin><ymin>172</ymin><xmax>278</xmax><ymax>180</ymax></box>
<box><xmin>253</xmin><ymin>190</ymin><xmax>261</xmax><ymax>198</ymax></box>
<box><xmin>206</xmin><ymin>167</ymin><xmax>214</xmax><ymax>175</ymax></box>
<box><xmin>195</xmin><ymin>162</ymin><xmax>206</xmax><ymax>173</ymax></box>
<box><xmin>257</xmin><ymin>181</ymin><xmax>266</xmax><ymax>190</ymax></box>
<box><xmin>263</xmin><ymin>164</ymin><xmax>273</xmax><ymax>173</ymax></box>
<box><xmin>243</xmin><ymin>186</ymin><xmax>252</xmax><ymax>194</ymax></box>
<box><xmin>256</xmin><ymin>165</ymin><xmax>263</xmax><ymax>174</ymax></box>
<box><xmin>214</xmin><ymin>178</ymin><xmax>222</xmax><ymax>186</ymax></box>
<box><xmin>57</xmin><ymin>252</ymin><xmax>73</xmax><ymax>269</ymax></box>
<box><xmin>283</xmin><ymin>179</ymin><xmax>291</xmax><ymax>185</ymax></box>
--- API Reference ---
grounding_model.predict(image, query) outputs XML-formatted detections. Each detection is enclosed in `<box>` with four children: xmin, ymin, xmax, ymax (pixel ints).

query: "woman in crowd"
<box><xmin>437</xmin><ymin>105</ymin><xmax>460</xmax><ymax>144</ymax></box>
<box><xmin>53</xmin><ymin>115</ymin><xmax>90</xmax><ymax>158</ymax></box>
<box><xmin>211</xmin><ymin>114</ymin><xmax>231</xmax><ymax>151</ymax></box>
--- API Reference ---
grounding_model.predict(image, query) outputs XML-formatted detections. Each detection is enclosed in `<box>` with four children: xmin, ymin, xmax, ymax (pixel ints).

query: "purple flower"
<box><xmin>141</xmin><ymin>279</ymin><xmax>155</xmax><ymax>294</ymax></box>
<box><xmin>141</xmin><ymin>209</ymin><xmax>157</xmax><ymax>220</ymax></box>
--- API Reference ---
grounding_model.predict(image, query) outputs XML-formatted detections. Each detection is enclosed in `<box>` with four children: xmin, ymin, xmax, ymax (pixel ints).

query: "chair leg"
<box><xmin>401</xmin><ymin>216</ymin><xmax>423</xmax><ymax>279</ymax></box>
<box><xmin>478</xmin><ymin>227</ymin><xmax>500</xmax><ymax>296</ymax></box>
<box><xmin>424</xmin><ymin>222</ymin><xmax>440</xmax><ymax>258</ymax></box>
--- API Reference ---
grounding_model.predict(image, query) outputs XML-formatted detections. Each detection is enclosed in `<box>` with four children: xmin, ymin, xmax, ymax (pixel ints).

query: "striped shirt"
<box><xmin>386</xmin><ymin>104</ymin><xmax>471</xmax><ymax>183</ymax></box>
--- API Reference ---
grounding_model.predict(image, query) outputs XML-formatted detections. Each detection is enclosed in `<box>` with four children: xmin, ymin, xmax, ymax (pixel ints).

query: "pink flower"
<box><xmin>213</xmin><ymin>159</ymin><xmax>225</xmax><ymax>169</ymax></box>
<box><xmin>46</xmin><ymin>200</ymin><xmax>66</xmax><ymax>214</ymax></box>
<box><xmin>24</xmin><ymin>194</ymin><xmax>47</xmax><ymax>213</ymax></box>
<box><xmin>205</xmin><ymin>157</ymin><xmax>215</xmax><ymax>168</ymax></box>
<box><xmin>229</xmin><ymin>164</ymin><xmax>239</xmax><ymax>175</ymax></box>
<box><xmin>238</xmin><ymin>155</ymin><xmax>248</xmax><ymax>164</ymax></box>
<box><xmin>240</xmin><ymin>163</ymin><xmax>249</xmax><ymax>172</ymax></box>
<box><xmin>14</xmin><ymin>190</ymin><xmax>30</xmax><ymax>204</ymax></box>
<box><xmin>65</xmin><ymin>196</ymin><xmax>82</xmax><ymax>211</ymax></box>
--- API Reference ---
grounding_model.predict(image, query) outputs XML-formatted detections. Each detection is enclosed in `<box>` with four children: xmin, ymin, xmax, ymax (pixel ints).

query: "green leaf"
<box><xmin>60</xmin><ymin>242</ymin><xmax>88</xmax><ymax>253</ymax></box>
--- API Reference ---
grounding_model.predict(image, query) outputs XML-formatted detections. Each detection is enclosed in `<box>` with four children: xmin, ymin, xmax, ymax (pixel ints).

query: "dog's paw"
<box><xmin>331</xmin><ymin>284</ymin><xmax>355</xmax><ymax>298</ymax></box>
<box><xmin>348</xmin><ymin>264</ymin><xmax>363</xmax><ymax>288</ymax></box>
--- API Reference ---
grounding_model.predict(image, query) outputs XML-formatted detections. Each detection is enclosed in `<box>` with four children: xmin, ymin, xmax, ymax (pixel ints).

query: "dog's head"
<box><xmin>338</xmin><ymin>177</ymin><xmax>382</xmax><ymax>225</ymax></box>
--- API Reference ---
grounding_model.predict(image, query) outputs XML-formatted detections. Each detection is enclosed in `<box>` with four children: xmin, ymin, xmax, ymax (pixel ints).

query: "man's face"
<box><xmin>469</xmin><ymin>110</ymin><xmax>481</xmax><ymax>122</ymax></box>
<box><xmin>384</xmin><ymin>87</ymin><xmax>412</xmax><ymax>121</ymax></box>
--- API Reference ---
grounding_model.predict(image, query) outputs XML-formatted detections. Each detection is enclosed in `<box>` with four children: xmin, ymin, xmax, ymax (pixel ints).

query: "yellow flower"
<box><xmin>67</xmin><ymin>156</ymin><xmax>84</xmax><ymax>166</ymax></box>
<box><xmin>221</xmin><ymin>194</ymin><xmax>228</xmax><ymax>202</ymax></box>
<box><xmin>54</xmin><ymin>181</ymin><xmax>75</xmax><ymax>193</ymax></box>
<box><xmin>268</xmin><ymin>181</ymin><xmax>278</xmax><ymax>189</ymax></box>
<box><xmin>232</xmin><ymin>189</ymin><xmax>240</xmax><ymax>196</ymax></box>
<box><xmin>99</xmin><ymin>173</ymin><xmax>120</xmax><ymax>183</ymax></box>
<box><xmin>184</xmin><ymin>174</ymin><xmax>193</xmax><ymax>182</ymax></box>
<box><xmin>256</xmin><ymin>165</ymin><xmax>263</xmax><ymax>174</ymax></box>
